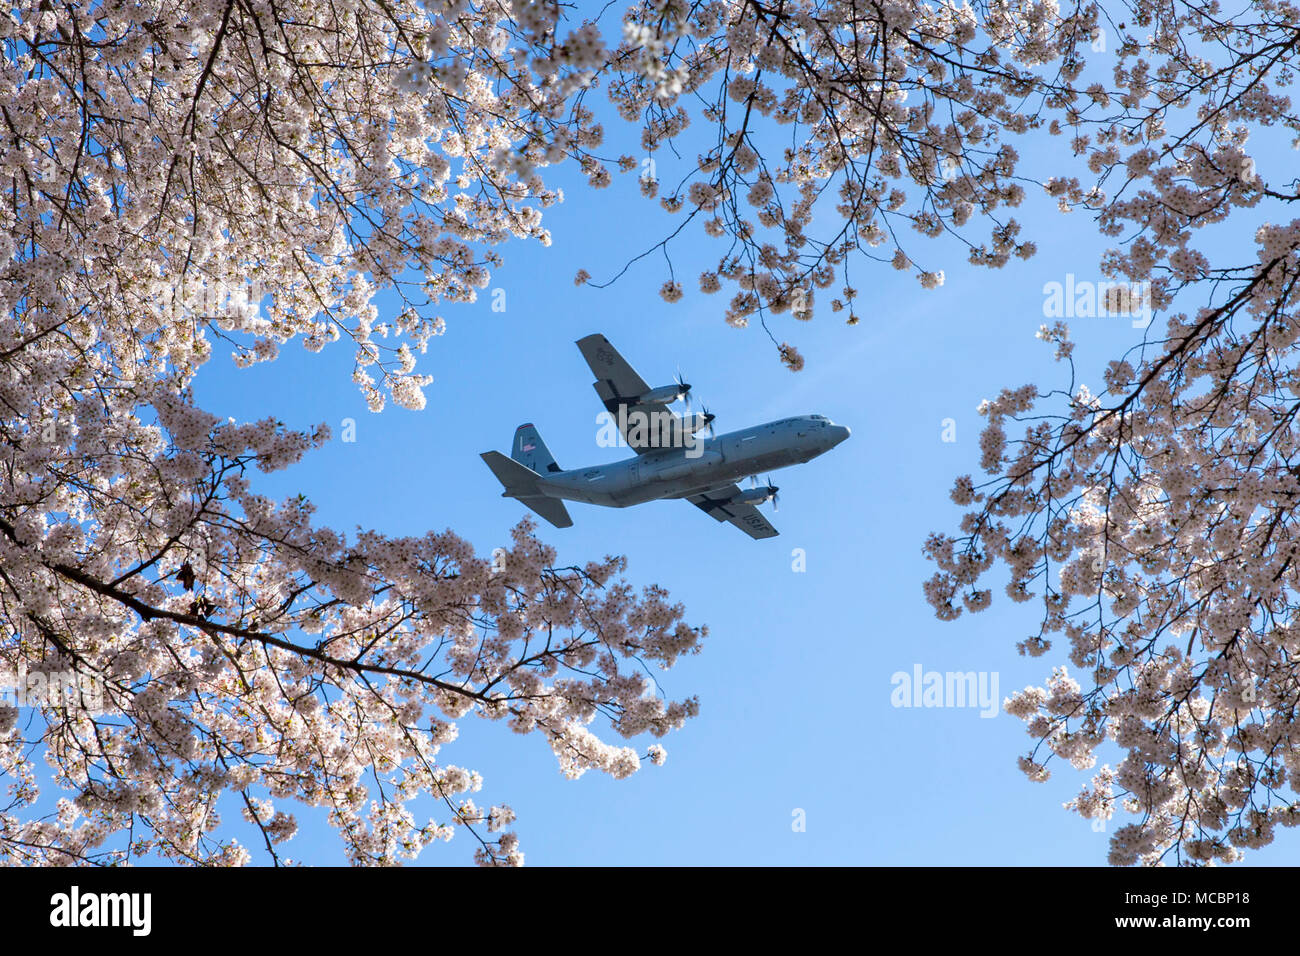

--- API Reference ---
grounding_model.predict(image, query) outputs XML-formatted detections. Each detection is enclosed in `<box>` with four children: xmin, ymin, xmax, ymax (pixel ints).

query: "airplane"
<box><xmin>480</xmin><ymin>333</ymin><xmax>851</xmax><ymax>539</ymax></box>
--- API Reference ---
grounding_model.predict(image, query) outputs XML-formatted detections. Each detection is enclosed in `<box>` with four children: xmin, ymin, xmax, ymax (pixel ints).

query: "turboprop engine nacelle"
<box><xmin>633</xmin><ymin>383</ymin><xmax>689</xmax><ymax>406</ymax></box>
<box><xmin>733</xmin><ymin>486</ymin><xmax>778</xmax><ymax>506</ymax></box>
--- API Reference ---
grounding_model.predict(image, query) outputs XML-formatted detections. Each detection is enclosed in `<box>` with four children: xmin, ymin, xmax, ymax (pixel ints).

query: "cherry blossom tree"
<box><xmin>0</xmin><ymin>0</ymin><xmax>704</xmax><ymax>866</ymax></box>
<box><xmin>594</xmin><ymin>0</ymin><xmax>1300</xmax><ymax>864</ymax></box>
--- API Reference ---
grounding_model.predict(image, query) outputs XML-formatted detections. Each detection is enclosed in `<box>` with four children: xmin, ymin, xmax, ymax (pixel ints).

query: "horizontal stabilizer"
<box><xmin>481</xmin><ymin>451</ymin><xmax>573</xmax><ymax>528</ymax></box>
<box><xmin>516</xmin><ymin>495</ymin><xmax>573</xmax><ymax>529</ymax></box>
<box><xmin>481</xmin><ymin>451</ymin><xmax>540</xmax><ymax>496</ymax></box>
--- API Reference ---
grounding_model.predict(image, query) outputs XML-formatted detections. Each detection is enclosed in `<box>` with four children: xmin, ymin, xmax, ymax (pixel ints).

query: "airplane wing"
<box><xmin>686</xmin><ymin>484</ymin><xmax>780</xmax><ymax>539</ymax></box>
<box><xmin>576</xmin><ymin>333</ymin><xmax>673</xmax><ymax>455</ymax></box>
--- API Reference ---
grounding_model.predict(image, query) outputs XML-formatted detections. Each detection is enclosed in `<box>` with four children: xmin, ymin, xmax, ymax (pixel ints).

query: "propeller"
<box><xmin>748</xmin><ymin>474</ymin><xmax>779</xmax><ymax>510</ymax></box>
<box><xmin>699</xmin><ymin>402</ymin><xmax>716</xmax><ymax>439</ymax></box>
<box><xmin>674</xmin><ymin>368</ymin><xmax>693</xmax><ymax>410</ymax></box>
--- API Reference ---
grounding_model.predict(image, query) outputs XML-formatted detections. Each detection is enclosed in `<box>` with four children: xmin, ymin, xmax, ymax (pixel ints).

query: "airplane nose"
<box><xmin>833</xmin><ymin>425</ymin><xmax>851</xmax><ymax>445</ymax></box>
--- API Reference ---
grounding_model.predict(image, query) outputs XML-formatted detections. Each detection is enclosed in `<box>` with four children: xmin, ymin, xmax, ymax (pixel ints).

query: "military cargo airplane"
<box><xmin>480</xmin><ymin>334</ymin><xmax>850</xmax><ymax>539</ymax></box>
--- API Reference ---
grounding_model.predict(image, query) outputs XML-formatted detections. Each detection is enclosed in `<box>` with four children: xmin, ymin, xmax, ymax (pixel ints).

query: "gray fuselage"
<box><xmin>534</xmin><ymin>414</ymin><xmax>851</xmax><ymax>507</ymax></box>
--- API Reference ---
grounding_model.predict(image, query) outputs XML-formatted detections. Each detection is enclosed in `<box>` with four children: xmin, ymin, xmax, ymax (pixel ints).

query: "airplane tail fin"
<box><xmin>480</xmin><ymin>451</ymin><xmax>573</xmax><ymax>529</ymax></box>
<box><xmin>511</xmin><ymin>423</ymin><xmax>561</xmax><ymax>474</ymax></box>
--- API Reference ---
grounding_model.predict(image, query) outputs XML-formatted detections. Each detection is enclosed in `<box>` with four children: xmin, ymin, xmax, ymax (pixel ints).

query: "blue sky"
<box><xmin>178</xmin><ymin>52</ymin><xmax>1300</xmax><ymax>865</ymax></box>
